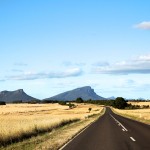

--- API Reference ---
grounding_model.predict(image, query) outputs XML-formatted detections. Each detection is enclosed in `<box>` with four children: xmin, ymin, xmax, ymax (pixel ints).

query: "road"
<box><xmin>61</xmin><ymin>107</ymin><xmax>150</xmax><ymax>150</ymax></box>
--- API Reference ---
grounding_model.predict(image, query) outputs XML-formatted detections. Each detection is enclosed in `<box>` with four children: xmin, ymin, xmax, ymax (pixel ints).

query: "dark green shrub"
<box><xmin>12</xmin><ymin>100</ymin><xmax>22</xmax><ymax>103</ymax></box>
<box><xmin>59</xmin><ymin>101</ymin><xmax>67</xmax><ymax>105</ymax></box>
<box><xmin>113</xmin><ymin>97</ymin><xmax>127</xmax><ymax>109</ymax></box>
<box><xmin>68</xmin><ymin>103</ymin><xmax>75</xmax><ymax>109</ymax></box>
<box><xmin>0</xmin><ymin>101</ymin><xmax>6</xmax><ymax>105</ymax></box>
<box><xmin>88</xmin><ymin>107</ymin><xmax>92</xmax><ymax>113</ymax></box>
<box><xmin>142</xmin><ymin>105</ymin><xmax>149</xmax><ymax>109</ymax></box>
<box><xmin>76</xmin><ymin>97</ymin><xmax>84</xmax><ymax>103</ymax></box>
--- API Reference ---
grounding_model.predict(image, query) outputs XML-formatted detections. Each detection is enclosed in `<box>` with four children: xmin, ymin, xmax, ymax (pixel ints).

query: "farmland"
<box><xmin>128</xmin><ymin>101</ymin><xmax>150</xmax><ymax>107</ymax></box>
<box><xmin>0</xmin><ymin>103</ymin><xmax>103</xmax><ymax>149</ymax></box>
<box><xmin>112</xmin><ymin>102</ymin><xmax>150</xmax><ymax>124</ymax></box>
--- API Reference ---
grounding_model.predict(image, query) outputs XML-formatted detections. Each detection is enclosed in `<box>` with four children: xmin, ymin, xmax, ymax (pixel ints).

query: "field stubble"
<box><xmin>0</xmin><ymin>103</ymin><xmax>103</xmax><ymax>148</ymax></box>
<box><xmin>128</xmin><ymin>101</ymin><xmax>150</xmax><ymax>107</ymax></box>
<box><xmin>112</xmin><ymin>103</ymin><xmax>150</xmax><ymax>124</ymax></box>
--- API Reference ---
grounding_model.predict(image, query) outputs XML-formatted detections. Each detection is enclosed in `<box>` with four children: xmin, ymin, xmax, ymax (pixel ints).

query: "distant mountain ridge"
<box><xmin>107</xmin><ymin>96</ymin><xmax>116</xmax><ymax>100</ymax></box>
<box><xmin>44</xmin><ymin>86</ymin><xmax>106</xmax><ymax>101</ymax></box>
<box><xmin>0</xmin><ymin>89</ymin><xmax>37</xmax><ymax>103</ymax></box>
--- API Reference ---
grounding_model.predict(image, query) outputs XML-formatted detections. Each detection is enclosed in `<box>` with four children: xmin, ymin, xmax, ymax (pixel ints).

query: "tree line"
<box><xmin>0</xmin><ymin>97</ymin><xmax>149</xmax><ymax>109</ymax></box>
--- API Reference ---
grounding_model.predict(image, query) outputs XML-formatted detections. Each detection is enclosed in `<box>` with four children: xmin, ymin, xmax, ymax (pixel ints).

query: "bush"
<box><xmin>68</xmin><ymin>103</ymin><xmax>75</xmax><ymax>109</ymax></box>
<box><xmin>76</xmin><ymin>97</ymin><xmax>84</xmax><ymax>103</ymax></box>
<box><xmin>127</xmin><ymin>104</ymin><xmax>140</xmax><ymax>109</ymax></box>
<box><xmin>12</xmin><ymin>100</ymin><xmax>22</xmax><ymax>104</ymax></box>
<box><xmin>41</xmin><ymin>100</ymin><xmax>58</xmax><ymax>103</ymax></box>
<box><xmin>113</xmin><ymin>97</ymin><xmax>127</xmax><ymax>109</ymax></box>
<box><xmin>59</xmin><ymin>101</ymin><xmax>67</xmax><ymax>105</ymax></box>
<box><xmin>142</xmin><ymin>105</ymin><xmax>149</xmax><ymax>109</ymax></box>
<box><xmin>0</xmin><ymin>101</ymin><xmax>6</xmax><ymax>105</ymax></box>
<box><xmin>28</xmin><ymin>100</ymin><xmax>41</xmax><ymax>104</ymax></box>
<box><xmin>88</xmin><ymin>107</ymin><xmax>92</xmax><ymax>113</ymax></box>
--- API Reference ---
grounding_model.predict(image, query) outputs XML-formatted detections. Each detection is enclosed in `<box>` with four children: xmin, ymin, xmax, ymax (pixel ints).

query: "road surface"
<box><xmin>61</xmin><ymin>107</ymin><xmax>150</xmax><ymax>150</ymax></box>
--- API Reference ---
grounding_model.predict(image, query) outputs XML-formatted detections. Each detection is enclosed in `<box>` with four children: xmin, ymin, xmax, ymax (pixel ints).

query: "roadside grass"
<box><xmin>1</xmin><ymin>107</ymin><xmax>105</xmax><ymax>150</ymax></box>
<box><xmin>127</xmin><ymin>101</ymin><xmax>150</xmax><ymax>107</ymax></box>
<box><xmin>0</xmin><ymin>118</ymin><xmax>80</xmax><ymax>147</ymax></box>
<box><xmin>112</xmin><ymin>107</ymin><xmax>150</xmax><ymax>124</ymax></box>
<box><xmin>0</xmin><ymin>103</ymin><xmax>103</xmax><ymax>148</ymax></box>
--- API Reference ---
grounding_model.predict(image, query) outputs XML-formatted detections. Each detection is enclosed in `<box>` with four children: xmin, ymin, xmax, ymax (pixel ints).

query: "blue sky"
<box><xmin>0</xmin><ymin>0</ymin><xmax>150</xmax><ymax>99</ymax></box>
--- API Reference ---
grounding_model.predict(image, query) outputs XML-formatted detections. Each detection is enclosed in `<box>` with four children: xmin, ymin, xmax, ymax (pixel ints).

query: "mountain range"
<box><xmin>0</xmin><ymin>89</ymin><xmax>37</xmax><ymax>103</ymax></box>
<box><xmin>44</xmin><ymin>86</ymin><xmax>106</xmax><ymax>101</ymax></box>
<box><xmin>0</xmin><ymin>86</ymin><xmax>109</xmax><ymax>103</ymax></box>
<box><xmin>107</xmin><ymin>96</ymin><xmax>116</xmax><ymax>100</ymax></box>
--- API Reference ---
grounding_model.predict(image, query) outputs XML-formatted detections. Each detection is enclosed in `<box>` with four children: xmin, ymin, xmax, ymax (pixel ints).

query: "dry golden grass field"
<box><xmin>113</xmin><ymin>103</ymin><xmax>150</xmax><ymax>124</ymax></box>
<box><xmin>127</xmin><ymin>101</ymin><xmax>150</xmax><ymax>107</ymax></box>
<box><xmin>0</xmin><ymin>103</ymin><xmax>103</xmax><ymax>147</ymax></box>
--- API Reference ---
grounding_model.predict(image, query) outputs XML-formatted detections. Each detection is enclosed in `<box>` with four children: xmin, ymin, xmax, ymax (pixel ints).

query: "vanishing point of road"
<box><xmin>61</xmin><ymin>107</ymin><xmax>150</xmax><ymax>150</ymax></box>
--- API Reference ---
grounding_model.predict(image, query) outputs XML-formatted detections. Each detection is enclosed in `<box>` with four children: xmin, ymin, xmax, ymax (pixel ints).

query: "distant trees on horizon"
<box><xmin>0</xmin><ymin>97</ymin><xmax>149</xmax><ymax>110</ymax></box>
<box><xmin>0</xmin><ymin>101</ymin><xmax>6</xmax><ymax>105</ymax></box>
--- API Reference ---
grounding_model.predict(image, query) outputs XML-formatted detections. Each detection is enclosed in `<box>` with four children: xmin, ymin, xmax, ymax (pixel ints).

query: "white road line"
<box><xmin>130</xmin><ymin>137</ymin><xmax>136</xmax><ymax>141</ymax></box>
<box><xmin>110</xmin><ymin>114</ymin><xmax>128</xmax><ymax>131</ymax></box>
<box><xmin>122</xmin><ymin>129</ymin><xmax>125</xmax><ymax>131</ymax></box>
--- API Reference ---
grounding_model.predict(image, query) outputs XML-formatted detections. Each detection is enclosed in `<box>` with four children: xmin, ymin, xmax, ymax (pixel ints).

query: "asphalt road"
<box><xmin>61</xmin><ymin>107</ymin><xmax>150</xmax><ymax>150</ymax></box>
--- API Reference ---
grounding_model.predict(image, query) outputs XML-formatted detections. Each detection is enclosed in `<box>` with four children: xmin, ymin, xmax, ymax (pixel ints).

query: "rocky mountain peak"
<box><xmin>0</xmin><ymin>89</ymin><xmax>37</xmax><ymax>103</ymax></box>
<box><xmin>44</xmin><ymin>86</ymin><xmax>105</xmax><ymax>101</ymax></box>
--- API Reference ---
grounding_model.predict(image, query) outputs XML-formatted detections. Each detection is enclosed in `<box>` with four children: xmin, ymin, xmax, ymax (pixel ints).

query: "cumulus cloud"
<box><xmin>93</xmin><ymin>54</ymin><xmax>150</xmax><ymax>75</ymax></box>
<box><xmin>137</xmin><ymin>55</ymin><xmax>150</xmax><ymax>61</ymax></box>
<box><xmin>6</xmin><ymin>68</ymin><xmax>83</xmax><ymax>80</ymax></box>
<box><xmin>134</xmin><ymin>21</ymin><xmax>150</xmax><ymax>30</ymax></box>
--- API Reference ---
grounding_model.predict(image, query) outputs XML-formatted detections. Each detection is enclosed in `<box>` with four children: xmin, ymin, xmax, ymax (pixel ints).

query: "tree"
<box><xmin>0</xmin><ymin>101</ymin><xmax>6</xmax><ymax>105</ymax></box>
<box><xmin>59</xmin><ymin>101</ymin><xmax>67</xmax><ymax>105</ymax></box>
<box><xmin>68</xmin><ymin>103</ymin><xmax>75</xmax><ymax>109</ymax></box>
<box><xmin>76</xmin><ymin>97</ymin><xmax>84</xmax><ymax>103</ymax></box>
<box><xmin>113</xmin><ymin>97</ymin><xmax>127</xmax><ymax>109</ymax></box>
<box><xmin>12</xmin><ymin>100</ymin><xmax>22</xmax><ymax>103</ymax></box>
<box><xmin>88</xmin><ymin>107</ymin><xmax>92</xmax><ymax>113</ymax></box>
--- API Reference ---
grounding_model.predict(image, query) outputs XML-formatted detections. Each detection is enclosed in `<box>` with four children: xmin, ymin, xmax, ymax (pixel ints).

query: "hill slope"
<box><xmin>0</xmin><ymin>89</ymin><xmax>37</xmax><ymax>103</ymax></box>
<box><xmin>44</xmin><ymin>86</ymin><xmax>105</xmax><ymax>101</ymax></box>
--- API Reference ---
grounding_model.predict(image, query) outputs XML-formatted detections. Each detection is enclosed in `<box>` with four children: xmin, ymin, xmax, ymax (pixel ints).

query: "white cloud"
<box><xmin>92</xmin><ymin>54</ymin><xmax>150</xmax><ymax>75</ymax></box>
<box><xmin>137</xmin><ymin>55</ymin><xmax>150</xmax><ymax>61</ymax></box>
<box><xmin>134</xmin><ymin>21</ymin><xmax>150</xmax><ymax>30</ymax></box>
<box><xmin>6</xmin><ymin>68</ymin><xmax>83</xmax><ymax>80</ymax></box>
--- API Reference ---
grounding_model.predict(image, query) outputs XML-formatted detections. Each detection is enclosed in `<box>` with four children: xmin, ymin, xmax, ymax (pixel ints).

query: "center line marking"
<box><xmin>122</xmin><ymin>129</ymin><xmax>125</xmax><ymax>131</ymax></box>
<box><xmin>130</xmin><ymin>137</ymin><xmax>136</xmax><ymax>141</ymax></box>
<box><xmin>110</xmin><ymin>114</ymin><xmax>128</xmax><ymax>131</ymax></box>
